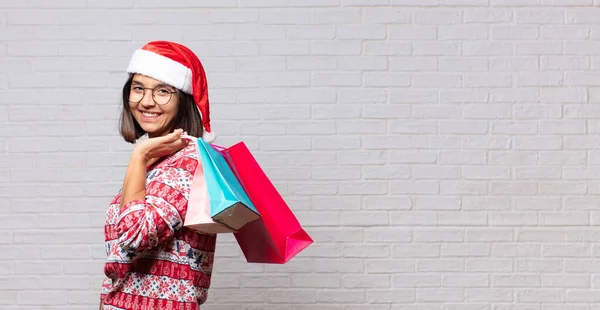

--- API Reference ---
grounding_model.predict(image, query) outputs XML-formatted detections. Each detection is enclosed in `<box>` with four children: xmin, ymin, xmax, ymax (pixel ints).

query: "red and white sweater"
<box><xmin>101</xmin><ymin>144</ymin><xmax>217</xmax><ymax>310</ymax></box>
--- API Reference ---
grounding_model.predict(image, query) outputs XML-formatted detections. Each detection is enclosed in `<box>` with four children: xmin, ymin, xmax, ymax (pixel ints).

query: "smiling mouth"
<box><xmin>141</xmin><ymin>111</ymin><xmax>161</xmax><ymax>118</ymax></box>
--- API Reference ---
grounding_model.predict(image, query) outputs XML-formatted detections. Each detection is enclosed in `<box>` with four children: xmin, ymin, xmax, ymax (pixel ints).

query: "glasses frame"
<box><xmin>129</xmin><ymin>85</ymin><xmax>178</xmax><ymax>106</ymax></box>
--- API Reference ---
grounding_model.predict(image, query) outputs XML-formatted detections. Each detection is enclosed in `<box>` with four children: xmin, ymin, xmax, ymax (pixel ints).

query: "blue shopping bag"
<box><xmin>183</xmin><ymin>135</ymin><xmax>260</xmax><ymax>231</ymax></box>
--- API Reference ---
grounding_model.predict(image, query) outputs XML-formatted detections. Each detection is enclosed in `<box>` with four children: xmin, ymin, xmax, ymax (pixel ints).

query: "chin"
<box><xmin>137</xmin><ymin>123</ymin><xmax>165</xmax><ymax>136</ymax></box>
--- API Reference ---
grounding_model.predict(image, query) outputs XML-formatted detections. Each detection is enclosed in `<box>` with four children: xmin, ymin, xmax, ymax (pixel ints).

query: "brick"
<box><xmin>414</xmin><ymin>196</ymin><xmax>461</xmax><ymax>210</ymax></box>
<box><xmin>540</xmin><ymin>211</ymin><xmax>589</xmax><ymax>226</ymax></box>
<box><xmin>465</xmin><ymin>8</ymin><xmax>513</xmax><ymax>23</ymax></box>
<box><xmin>417</xmin><ymin>288</ymin><xmax>464</xmax><ymax>302</ymax></box>
<box><xmin>466</xmin><ymin>228</ymin><xmax>514</xmax><ymax>242</ymax></box>
<box><xmin>338</xmin><ymin>181</ymin><xmax>387</xmax><ymax>195</ymax></box>
<box><xmin>339</xmin><ymin>150</ymin><xmax>387</xmax><ymax>165</ymax></box>
<box><xmin>443</xmin><ymin>0</ymin><xmax>490</xmax><ymax>4</ymax></box>
<box><xmin>364</xmin><ymin>41</ymin><xmax>412</xmax><ymax>56</ymax></box>
<box><xmin>312</xmin><ymin>137</ymin><xmax>360</xmax><ymax>150</ymax></box>
<box><xmin>363</xmin><ymin>8</ymin><xmax>411</xmax><ymax>23</ymax></box>
<box><xmin>137</xmin><ymin>0</ymin><xmax>237</xmax><ymax>7</ymax></box>
<box><xmin>312</xmin><ymin>8</ymin><xmax>361</xmax><ymax>24</ymax></box>
<box><xmin>288</xmin><ymin>182</ymin><xmax>336</xmax><ymax>195</ymax></box>
<box><xmin>311</xmin><ymin>41</ymin><xmax>361</xmax><ymax>55</ymax></box>
<box><xmin>240</xmin><ymin>275</ymin><xmax>291</xmax><ymax>288</ymax></box>
<box><xmin>342</xmin><ymin>244</ymin><xmax>390</xmax><ymax>258</ymax></box>
<box><xmin>391</xmin><ymin>0</ymin><xmax>438</xmax><ymax>5</ymax></box>
<box><xmin>365</xmin><ymin>227</ymin><xmax>411</xmax><ymax>242</ymax></box>
<box><xmin>235</xmin><ymin>26</ymin><xmax>285</xmax><ymax>40</ymax></box>
<box><xmin>394</xmin><ymin>244</ymin><xmax>440</xmax><ymax>258</ymax></box>
<box><xmin>439</xmin><ymin>25</ymin><xmax>489</xmax><ymax>40</ymax></box>
<box><xmin>517</xmin><ymin>228</ymin><xmax>565</xmax><ymax>242</ymax></box>
<box><xmin>317</xmin><ymin>289</ymin><xmax>364</xmax><ymax>303</ymax></box>
<box><xmin>464</xmin><ymin>42</ymin><xmax>513</xmax><ymax>56</ymax></box>
<box><xmin>364</xmin><ymin>72</ymin><xmax>411</xmax><ymax>87</ymax></box>
<box><xmin>17</xmin><ymin>291</ymin><xmax>66</xmax><ymax>305</ymax></box>
<box><xmin>515</xmin><ymin>9</ymin><xmax>565</xmax><ymax>24</ymax></box>
<box><xmin>366</xmin><ymin>289</ymin><xmax>415</xmax><ymax>303</ymax></box>
<box><xmin>414</xmin><ymin>229</ymin><xmax>464</xmax><ymax>242</ymax></box>
<box><xmin>288</xmin><ymin>26</ymin><xmax>335</xmax><ymax>39</ymax></box>
<box><xmin>492</xmin><ymin>0</ymin><xmax>541</xmax><ymax>4</ymax></box>
<box><xmin>363</xmin><ymin>136</ymin><xmax>411</xmax><ymax>150</ymax></box>
<box><xmin>515</xmin><ymin>259</ymin><xmax>569</xmax><ymax>273</ymax></box>
<box><xmin>541</xmin><ymin>56</ymin><xmax>590</xmax><ymax>70</ymax></box>
<box><xmin>389</xmin><ymin>25</ymin><xmax>437</xmax><ymax>40</ymax></box>
<box><xmin>465</xmin><ymin>289</ymin><xmax>513</xmax><ymax>302</ymax></box>
<box><xmin>515</xmin><ymin>167</ymin><xmax>561</xmax><ymax>180</ymax></box>
<box><xmin>492</xmin><ymin>26</ymin><xmax>540</xmax><ymax>40</ymax></box>
<box><xmin>394</xmin><ymin>274</ymin><xmax>441</xmax><ymax>290</ymax></box>
<box><xmin>366</xmin><ymin>260</ymin><xmax>415</xmax><ymax>273</ymax></box>
<box><xmin>390</xmin><ymin>180</ymin><xmax>439</xmax><ymax>194</ymax></box>
<box><xmin>312</xmin><ymin>73</ymin><xmax>361</xmax><ymax>86</ymax></box>
<box><xmin>490</xmin><ymin>211</ymin><xmax>539</xmax><ymax>225</ymax></box>
<box><xmin>439</xmin><ymin>120</ymin><xmax>488</xmax><ymax>134</ymax></box>
<box><xmin>517</xmin><ymin>42</ymin><xmax>564</xmax><ymax>56</ymax></box>
<box><xmin>337</xmin><ymin>25</ymin><xmax>386</xmax><ymax>40</ymax></box>
<box><xmin>366</xmin><ymin>196</ymin><xmax>411</xmax><ymax>211</ymax></box>
<box><xmin>442</xmin><ymin>89</ymin><xmax>491</xmax><ymax>104</ymax></box>
<box><xmin>545</xmin><ymin>0</ymin><xmax>592</xmax><ymax>4</ymax></box>
<box><xmin>518</xmin><ymin>289</ymin><xmax>565</xmax><ymax>302</ymax></box>
<box><xmin>343</xmin><ymin>274</ymin><xmax>391</xmax><ymax>289</ymax></box>
<box><xmin>491</xmin><ymin>89</ymin><xmax>539</xmax><ymax>102</ymax></box>
<box><xmin>292</xmin><ymin>275</ymin><xmax>340</xmax><ymax>288</ymax></box>
<box><xmin>415</xmin><ymin>10</ymin><xmax>463</xmax><ymax>25</ymax></box>
<box><xmin>543</xmin><ymin>244</ymin><xmax>591</xmax><ymax>257</ymax></box>
<box><xmin>466</xmin><ymin>259</ymin><xmax>513</xmax><ymax>272</ymax></box>
<box><xmin>414</xmin><ymin>42</ymin><xmax>462</xmax><ymax>56</ymax></box>
<box><xmin>443</xmin><ymin>274</ymin><xmax>489</xmax><ymax>287</ymax></box>
<box><xmin>313</xmin><ymin>166</ymin><xmax>361</xmax><ymax>181</ymax></box>
<box><xmin>514</xmin><ymin>197</ymin><xmax>563</xmax><ymax>210</ymax></box>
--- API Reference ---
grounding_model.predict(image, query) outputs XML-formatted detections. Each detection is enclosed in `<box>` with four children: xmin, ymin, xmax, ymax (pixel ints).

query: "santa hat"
<box><xmin>126</xmin><ymin>40</ymin><xmax>216</xmax><ymax>143</ymax></box>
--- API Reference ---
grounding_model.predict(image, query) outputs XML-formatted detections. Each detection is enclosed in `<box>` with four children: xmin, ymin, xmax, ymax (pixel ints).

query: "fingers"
<box><xmin>161</xmin><ymin>128</ymin><xmax>184</xmax><ymax>142</ymax></box>
<box><xmin>168</xmin><ymin>128</ymin><xmax>189</xmax><ymax>147</ymax></box>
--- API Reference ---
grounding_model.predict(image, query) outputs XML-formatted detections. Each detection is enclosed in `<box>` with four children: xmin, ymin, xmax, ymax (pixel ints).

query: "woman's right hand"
<box><xmin>133</xmin><ymin>129</ymin><xmax>189</xmax><ymax>164</ymax></box>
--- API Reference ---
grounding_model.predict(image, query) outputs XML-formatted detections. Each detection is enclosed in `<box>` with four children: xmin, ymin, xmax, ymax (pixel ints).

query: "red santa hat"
<box><xmin>126</xmin><ymin>40</ymin><xmax>216</xmax><ymax>143</ymax></box>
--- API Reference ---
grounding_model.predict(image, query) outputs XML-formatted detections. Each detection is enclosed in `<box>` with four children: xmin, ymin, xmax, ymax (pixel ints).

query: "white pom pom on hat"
<box><xmin>126</xmin><ymin>40</ymin><xmax>216</xmax><ymax>143</ymax></box>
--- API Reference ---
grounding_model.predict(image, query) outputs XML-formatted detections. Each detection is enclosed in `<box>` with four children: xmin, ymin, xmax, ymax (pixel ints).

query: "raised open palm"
<box><xmin>135</xmin><ymin>129</ymin><xmax>189</xmax><ymax>163</ymax></box>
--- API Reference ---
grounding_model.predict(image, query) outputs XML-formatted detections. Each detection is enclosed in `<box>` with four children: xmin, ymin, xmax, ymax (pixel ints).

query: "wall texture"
<box><xmin>2</xmin><ymin>1</ymin><xmax>600</xmax><ymax>309</ymax></box>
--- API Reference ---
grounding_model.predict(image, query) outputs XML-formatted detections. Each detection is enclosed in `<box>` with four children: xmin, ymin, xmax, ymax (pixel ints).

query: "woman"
<box><xmin>100</xmin><ymin>41</ymin><xmax>218</xmax><ymax>310</ymax></box>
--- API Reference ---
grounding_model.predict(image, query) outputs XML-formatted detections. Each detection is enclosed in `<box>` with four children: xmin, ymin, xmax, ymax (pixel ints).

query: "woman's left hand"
<box><xmin>133</xmin><ymin>129</ymin><xmax>189</xmax><ymax>164</ymax></box>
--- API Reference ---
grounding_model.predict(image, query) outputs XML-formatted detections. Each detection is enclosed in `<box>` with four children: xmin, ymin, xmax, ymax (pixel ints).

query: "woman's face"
<box><xmin>128</xmin><ymin>74</ymin><xmax>179</xmax><ymax>138</ymax></box>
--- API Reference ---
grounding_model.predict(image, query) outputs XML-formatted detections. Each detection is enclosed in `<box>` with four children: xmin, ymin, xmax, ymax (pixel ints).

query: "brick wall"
<box><xmin>2</xmin><ymin>1</ymin><xmax>600</xmax><ymax>309</ymax></box>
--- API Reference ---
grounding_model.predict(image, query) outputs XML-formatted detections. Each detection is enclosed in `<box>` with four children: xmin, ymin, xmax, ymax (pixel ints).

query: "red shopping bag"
<box><xmin>216</xmin><ymin>142</ymin><xmax>313</xmax><ymax>264</ymax></box>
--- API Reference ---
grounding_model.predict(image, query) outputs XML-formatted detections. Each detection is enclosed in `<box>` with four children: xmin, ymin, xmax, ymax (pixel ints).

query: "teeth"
<box><xmin>142</xmin><ymin>112</ymin><xmax>159</xmax><ymax>118</ymax></box>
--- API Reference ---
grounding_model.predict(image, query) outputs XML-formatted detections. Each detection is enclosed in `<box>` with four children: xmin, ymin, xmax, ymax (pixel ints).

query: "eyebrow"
<box><xmin>131</xmin><ymin>80</ymin><xmax>175</xmax><ymax>90</ymax></box>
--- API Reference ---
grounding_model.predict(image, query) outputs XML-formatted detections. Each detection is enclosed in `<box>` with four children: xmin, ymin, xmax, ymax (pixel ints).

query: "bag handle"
<box><xmin>181</xmin><ymin>134</ymin><xmax>196</xmax><ymax>143</ymax></box>
<box><xmin>181</xmin><ymin>134</ymin><xmax>227</xmax><ymax>155</ymax></box>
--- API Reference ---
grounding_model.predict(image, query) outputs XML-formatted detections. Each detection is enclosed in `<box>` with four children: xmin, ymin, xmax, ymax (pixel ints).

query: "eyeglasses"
<box><xmin>129</xmin><ymin>85</ymin><xmax>177</xmax><ymax>106</ymax></box>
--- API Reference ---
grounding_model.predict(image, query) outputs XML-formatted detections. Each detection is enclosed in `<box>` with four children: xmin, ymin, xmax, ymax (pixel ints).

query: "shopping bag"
<box><xmin>182</xmin><ymin>135</ymin><xmax>260</xmax><ymax>233</ymax></box>
<box><xmin>215</xmin><ymin>142</ymin><xmax>313</xmax><ymax>264</ymax></box>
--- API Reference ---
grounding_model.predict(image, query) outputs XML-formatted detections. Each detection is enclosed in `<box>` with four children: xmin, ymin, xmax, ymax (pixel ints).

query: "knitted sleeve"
<box><xmin>115</xmin><ymin>154</ymin><xmax>198</xmax><ymax>254</ymax></box>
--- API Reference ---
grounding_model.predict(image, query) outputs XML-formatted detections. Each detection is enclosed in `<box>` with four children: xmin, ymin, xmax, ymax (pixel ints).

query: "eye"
<box><xmin>131</xmin><ymin>86</ymin><xmax>143</xmax><ymax>92</ymax></box>
<box><xmin>156</xmin><ymin>88</ymin><xmax>171</xmax><ymax>95</ymax></box>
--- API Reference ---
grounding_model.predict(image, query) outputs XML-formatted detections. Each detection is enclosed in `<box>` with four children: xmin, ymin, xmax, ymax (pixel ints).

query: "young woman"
<box><xmin>100</xmin><ymin>41</ymin><xmax>218</xmax><ymax>310</ymax></box>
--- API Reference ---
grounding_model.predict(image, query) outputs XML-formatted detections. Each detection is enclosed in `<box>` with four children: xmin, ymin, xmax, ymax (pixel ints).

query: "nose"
<box><xmin>139</xmin><ymin>89</ymin><xmax>155</xmax><ymax>108</ymax></box>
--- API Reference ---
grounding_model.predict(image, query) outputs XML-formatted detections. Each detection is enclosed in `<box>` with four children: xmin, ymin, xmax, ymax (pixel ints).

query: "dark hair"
<box><xmin>118</xmin><ymin>74</ymin><xmax>204</xmax><ymax>143</ymax></box>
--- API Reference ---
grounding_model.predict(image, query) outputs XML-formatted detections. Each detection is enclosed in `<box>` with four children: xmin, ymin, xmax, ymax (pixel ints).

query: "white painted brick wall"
<box><xmin>4</xmin><ymin>1</ymin><xmax>600</xmax><ymax>309</ymax></box>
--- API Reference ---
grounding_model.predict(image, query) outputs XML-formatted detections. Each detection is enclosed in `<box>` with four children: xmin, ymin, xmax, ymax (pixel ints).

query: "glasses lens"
<box><xmin>130</xmin><ymin>88</ymin><xmax>143</xmax><ymax>103</ymax></box>
<box><xmin>153</xmin><ymin>88</ymin><xmax>172</xmax><ymax>105</ymax></box>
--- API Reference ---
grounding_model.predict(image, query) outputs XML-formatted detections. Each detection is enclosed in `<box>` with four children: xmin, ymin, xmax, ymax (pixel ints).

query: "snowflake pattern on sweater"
<box><xmin>101</xmin><ymin>144</ymin><xmax>216</xmax><ymax>310</ymax></box>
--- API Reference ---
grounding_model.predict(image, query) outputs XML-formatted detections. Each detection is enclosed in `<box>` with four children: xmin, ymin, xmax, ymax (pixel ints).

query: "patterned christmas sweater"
<box><xmin>100</xmin><ymin>144</ymin><xmax>217</xmax><ymax>310</ymax></box>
